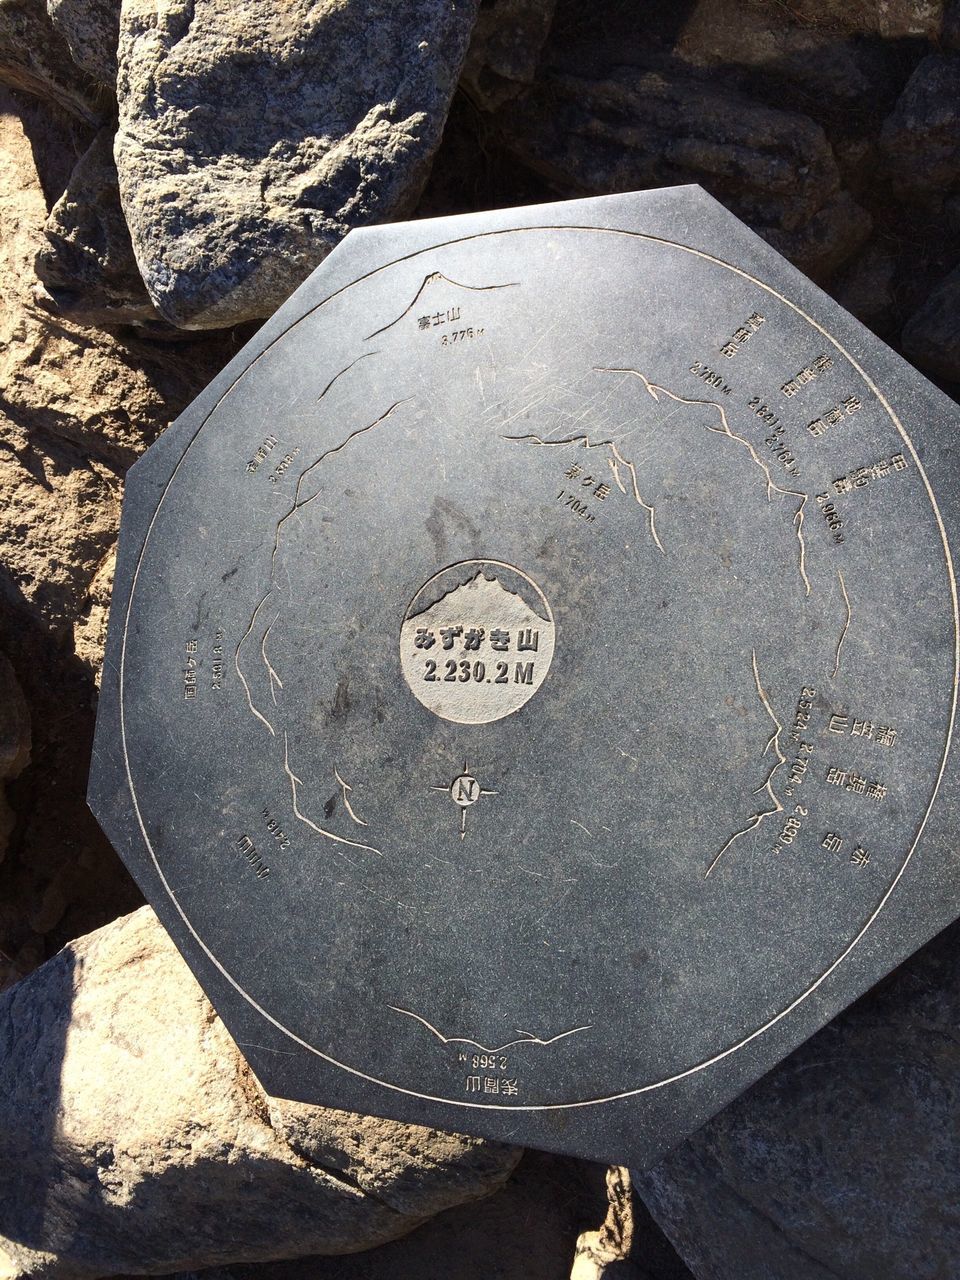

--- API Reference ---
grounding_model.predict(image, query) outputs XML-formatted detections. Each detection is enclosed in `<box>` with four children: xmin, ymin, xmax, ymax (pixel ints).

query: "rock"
<box><xmin>635</xmin><ymin>915</ymin><xmax>960</xmax><ymax>1280</ymax></box>
<box><xmin>0</xmin><ymin>906</ymin><xmax>522</xmax><ymax>1279</ymax></box>
<box><xmin>880</xmin><ymin>54</ymin><xmax>960</xmax><ymax>200</ymax></box>
<box><xmin>779</xmin><ymin>0</ymin><xmax>945</xmax><ymax>37</ymax></box>
<box><xmin>114</xmin><ymin>0</ymin><xmax>481</xmax><ymax>329</ymax></box>
<box><xmin>832</xmin><ymin>239</ymin><xmax>899</xmax><ymax>335</ymax></box>
<box><xmin>495</xmin><ymin>66</ymin><xmax>869</xmax><ymax>278</ymax></box>
<box><xmin>901</xmin><ymin>265</ymin><xmax>960</xmax><ymax>381</ymax></box>
<box><xmin>460</xmin><ymin>0</ymin><xmax>556</xmax><ymax>111</ymax></box>
<box><xmin>0</xmin><ymin>651</ymin><xmax>29</xmax><ymax>869</ymax></box>
<box><xmin>764</xmin><ymin>189</ymin><xmax>872</xmax><ymax>284</ymax></box>
<box><xmin>0</xmin><ymin>0</ymin><xmax>103</xmax><ymax>123</ymax></box>
<box><xmin>0</xmin><ymin>89</ymin><xmax>241</xmax><ymax>1013</ymax></box>
<box><xmin>571</xmin><ymin>1166</ymin><xmax>637</xmax><ymax>1280</ymax></box>
<box><xmin>165</xmin><ymin>1154</ymin><xmax>672</xmax><ymax>1280</ymax></box>
<box><xmin>34</xmin><ymin>126</ymin><xmax>162</xmax><ymax>328</ymax></box>
<box><xmin>72</xmin><ymin>543</ymin><xmax>115</xmax><ymax>680</ymax></box>
<box><xmin>47</xmin><ymin>0</ymin><xmax>119</xmax><ymax>86</ymax></box>
<box><xmin>0</xmin><ymin>88</ymin><xmax>239</xmax><ymax>471</ymax></box>
<box><xmin>672</xmin><ymin>0</ymin><xmax>901</xmax><ymax>127</ymax></box>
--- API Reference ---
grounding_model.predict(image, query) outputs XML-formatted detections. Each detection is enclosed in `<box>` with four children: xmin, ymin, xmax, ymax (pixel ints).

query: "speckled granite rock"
<box><xmin>114</xmin><ymin>0</ymin><xmax>481</xmax><ymax>328</ymax></box>
<box><xmin>0</xmin><ymin>906</ymin><xmax>522</xmax><ymax>1279</ymax></box>
<box><xmin>636</xmin><ymin>917</ymin><xmax>960</xmax><ymax>1280</ymax></box>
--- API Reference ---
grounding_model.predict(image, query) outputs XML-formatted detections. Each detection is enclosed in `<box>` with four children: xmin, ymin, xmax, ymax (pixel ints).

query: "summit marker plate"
<box><xmin>89</xmin><ymin>188</ymin><xmax>960</xmax><ymax>1168</ymax></box>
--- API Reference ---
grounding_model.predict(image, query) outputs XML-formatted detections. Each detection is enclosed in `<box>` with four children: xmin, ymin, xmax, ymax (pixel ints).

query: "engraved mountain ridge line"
<box><xmin>405</xmin><ymin>569</ymin><xmax>549</xmax><ymax>627</ymax></box>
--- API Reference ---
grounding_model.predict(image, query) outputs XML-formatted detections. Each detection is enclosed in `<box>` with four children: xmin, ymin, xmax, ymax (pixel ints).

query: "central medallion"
<box><xmin>399</xmin><ymin>559</ymin><xmax>555</xmax><ymax>724</ymax></box>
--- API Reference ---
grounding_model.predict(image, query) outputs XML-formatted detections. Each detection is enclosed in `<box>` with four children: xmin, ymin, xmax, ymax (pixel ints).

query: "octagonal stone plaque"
<box><xmin>89</xmin><ymin>188</ymin><xmax>960</xmax><ymax>1168</ymax></box>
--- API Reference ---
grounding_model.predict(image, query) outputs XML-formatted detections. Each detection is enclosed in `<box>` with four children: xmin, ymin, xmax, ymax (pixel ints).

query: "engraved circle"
<box><xmin>117</xmin><ymin>223</ymin><xmax>958</xmax><ymax>1111</ymax></box>
<box><xmin>399</xmin><ymin>559</ymin><xmax>556</xmax><ymax>724</ymax></box>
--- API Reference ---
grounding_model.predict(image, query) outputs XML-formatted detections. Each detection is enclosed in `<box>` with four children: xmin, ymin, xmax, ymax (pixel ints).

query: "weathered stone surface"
<box><xmin>35</xmin><ymin>126</ymin><xmax>161</xmax><ymax>328</ymax></box>
<box><xmin>114</xmin><ymin>0</ymin><xmax>481</xmax><ymax>329</ymax></box>
<box><xmin>780</xmin><ymin>0</ymin><xmax>945</xmax><ymax>37</ymax></box>
<box><xmin>47</xmin><ymin>0</ymin><xmax>119</xmax><ymax>86</ymax></box>
<box><xmin>571</xmin><ymin>1166</ymin><xmax>637</xmax><ymax>1280</ymax></box>
<box><xmin>673</xmin><ymin>0</ymin><xmax>895</xmax><ymax>118</ymax></box>
<box><xmin>168</xmin><ymin>1154</ymin><xmax>670</xmax><ymax>1280</ymax></box>
<box><xmin>494</xmin><ymin>66</ymin><xmax>869</xmax><ymax>278</ymax></box>
<box><xmin>460</xmin><ymin>0</ymin><xmax>556</xmax><ymax>111</ymax></box>
<box><xmin>902</xmin><ymin>265</ymin><xmax>960</xmax><ymax>381</ymax></box>
<box><xmin>0</xmin><ymin>89</ymin><xmax>240</xmax><ymax>1015</ymax></box>
<box><xmin>0</xmin><ymin>906</ymin><xmax>522</xmax><ymax>1279</ymax></box>
<box><xmin>0</xmin><ymin>651</ymin><xmax>29</xmax><ymax>870</ymax></box>
<box><xmin>635</xmin><ymin>916</ymin><xmax>960</xmax><ymax>1280</ymax></box>
<box><xmin>0</xmin><ymin>0</ymin><xmax>103</xmax><ymax>123</ymax></box>
<box><xmin>880</xmin><ymin>54</ymin><xmax>960</xmax><ymax>199</ymax></box>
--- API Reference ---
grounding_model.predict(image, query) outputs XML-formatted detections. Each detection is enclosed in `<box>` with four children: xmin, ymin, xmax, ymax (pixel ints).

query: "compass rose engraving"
<box><xmin>431</xmin><ymin>761</ymin><xmax>497</xmax><ymax>839</ymax></box>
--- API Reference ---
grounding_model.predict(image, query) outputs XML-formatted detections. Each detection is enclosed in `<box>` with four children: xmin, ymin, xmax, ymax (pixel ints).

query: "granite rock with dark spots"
<box><xmin>114</xmin><ymin>0</ymin><xmax>481</xmax><ymax>329</ymax></box>
<box><xmin>0</xmin><ymin>906</ymin><xmax>522</xmax><ymax>1278</ymax></box>
<box><xmin>35</xmin><ymin>126</ymin><xmax>161</xmax><ymax>328</ymax></box>
<box><xmin>636</xmin><ymin>916</ymin><xmax>960</xmax><ymax>1280</ymax></box>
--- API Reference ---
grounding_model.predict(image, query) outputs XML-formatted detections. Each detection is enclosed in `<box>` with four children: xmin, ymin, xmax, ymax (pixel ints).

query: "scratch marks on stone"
<box><xmin>235</xmin><ymin>591</ymin><xmax>276</xmax><ymax>736</ymax></box>
<box><xmin>261</xmin><ymin>612</ymin><xmax>282</xmax><ymax>706</ymax></box>
<box><xmin>706</xmin><ymin>650</ymin><xmax>786</xmax><ymax>879</ymax></box>
<box><xmin>597</xmin><ymin>367</ymin><xmax>812</xmax><ymax>597</ymax></box>
<box><xmin>386</xmin><ymin>1005</ymin><xmax>592</xmax><ymax>1053</ymax></box>
<box><xmin>365</xmin><ymin>272</ymin><xmax>519</xmax><ymax>340</ymax></box>
<box><xmin>335</xmin><ymin>768</ymin><xmax>368</xmax><ymax>827</ymax></box>
<box><xmin>272</xmin><ymin>399</ymin><xmax>411</xmax><ymax>572</ymax></box>
<box><xmin>315</xmin><ymin>351</ymin><xmax>379</xmax><ymax>401</ymax></box>
<box><xmin>833</xmin><ymin>570</ymin><xmax>851</xmax><ymax>680</ymax></box>
<box><xmin>504</xmin><ymin>431</ymin><xmax>664</xmax><ymax>553</ymax></box>
<box><xmin>283</xmin><ymin>731</ymin><xmax>381</xmax><ymax>857</ymax></box>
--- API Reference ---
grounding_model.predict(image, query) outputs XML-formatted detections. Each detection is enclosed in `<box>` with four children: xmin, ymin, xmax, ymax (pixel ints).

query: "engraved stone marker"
<box><xmin>88</xmin><ymin>188</ymin><xmax>960</xmax><ymax>1169</ymax></box>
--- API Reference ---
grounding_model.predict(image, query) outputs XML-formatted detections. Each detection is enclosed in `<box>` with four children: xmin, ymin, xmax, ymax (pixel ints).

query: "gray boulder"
<box><xmin>635</xmin><ymin>916</ymin><xmax>960</xmax><ymax>1280</ymax></box>
<box><xmin>47</xmin><ymin>0</ymin><xmax>119</xmax><ymax>86</ymax></box>
<box><xmin>114</xmin><ymin>0</ymin><xmax>481</xmax><ymax>329</ymax></box>
<box><xmin>902</xmin><ymin>265</ymin><xmax>960</xmax><ymax>382</ymax></box>
<box><xmin>0</xmin><ymin>0</ymin><xmax>104</xmax><ymax>123</ymax></box>
<box><xmin>35</xmin><ymin>126</ymin><xmax>161</xmax><ymax>328</ymax></box>
<box><xmin>880</xmin><ymin>54</ymin><xmax>960</xmax><ymax>201</ymax></box>
<box><xmin>0</xmin><ymin>651</ymin><xmax>29</xmax><ymax>876</ymax></box>
<box><xmin>460</xmin><ymin>0</ymin><xmax>556</xmax><ymax>111</ymax></box>
<box><xmin>494</xmin><ymin>65</ymin><xmax>870</xmax><ymax>280</ymax></box>
<box><xmin>0</xmin><ymin>905</ymin><xmax>521</xmax><ymax>1278</ymax></box>
<box><xmin>781</xmin><ymin>0</ymin><xmax>945</xmax><ymax>36</ymax></box>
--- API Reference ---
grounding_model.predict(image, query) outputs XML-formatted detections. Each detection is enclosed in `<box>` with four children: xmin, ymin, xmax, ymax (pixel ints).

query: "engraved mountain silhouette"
<box><xmin>406</xmin><ymin>570</ymin><xmax>549</xmax><ymax>630</ymax></box>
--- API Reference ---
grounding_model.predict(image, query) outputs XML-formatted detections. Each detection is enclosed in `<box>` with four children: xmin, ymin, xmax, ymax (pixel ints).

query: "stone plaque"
<box><xmin>88</xmin><ymin>188</ymin><xmax>960</xmax><ymax>1169</ymax></box>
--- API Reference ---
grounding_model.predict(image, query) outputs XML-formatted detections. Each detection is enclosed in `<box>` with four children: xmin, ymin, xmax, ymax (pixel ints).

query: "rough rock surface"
<box><xmin>460</xmin><ymin>0</ymin><xmax>556</xmax><ymax>111</ymax></box>
<box><xmin>494</xmin><ymin>65</ymin><xmax>871</xmax><ymax>280</ymax></box>
<box><xmin>0</xmin><ymin>906</ymin><xmax>522</xmax><ymax>1279</ymax></box>
<box><xmin>35</xmin><ymin>125</ymin><xmax>161</xmax><ymax>328</ymax></box>
<box><xmin>0</xmin><ymin>652</ymin><xmax>29</xmax><ymax>870</ymax></box>
<box><xmin>636</xmin><ymin>915</ymin><xmax>960</xmax><ymax>1280</ymax></box>
<box><xmin>782</xmin><ymin>0</ymin><xmax>945</xmax><ymax>37</ymax></box>
<box><xmin>0</xmin><ymin>0</ymin><xmax>103</xmax><ymax>122</ymax></box>
<box><xmin>114</xmin><ymin>0</ymin><xmax>481</xmax><ymax>329</ymax></box>
<box><xmin>47</xmin><ymin>0</ymin><xmax>119</xmax><ymax>86</ymax></box>
<box><xmin>880</xmin><ymin>53</ymin><xmax>960</xmax><ymax>200</ymax></box>
<box><xmin>571</xmin><ymin>1166</ymin><xmax>636</xmax><ymax>1280</ymax></box>
<box><xmin>168</xmin><ymin>1155</ymin><xmax>672</xmax><ymax>1280</ymax></box>
<box><xmin>0</xmin><ymin>88</ymin><xmax>239</xmax><ymax>996</ymax></box>
<box><xmin>901</xmin><ymin>264</ymin><xmax>960</xmax><ymax>380</ymax></box>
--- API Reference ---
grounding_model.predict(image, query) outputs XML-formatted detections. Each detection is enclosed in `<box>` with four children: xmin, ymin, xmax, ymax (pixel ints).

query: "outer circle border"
<box><xmin>118</xmin><ymin>223</ymin><xmax>959</xmax><ymax>1111</ymax></box>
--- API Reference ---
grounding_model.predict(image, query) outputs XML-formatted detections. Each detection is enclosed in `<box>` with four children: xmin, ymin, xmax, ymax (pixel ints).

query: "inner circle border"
<box><xmin>118</xmin><ymin>223</ymin><xmax>959</xmax><ymax>1111</ymax></box>
<box><xmin>399</xmin><ymin>557</ymin><xmax>556</xmax><ymax>724</ymax></box>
